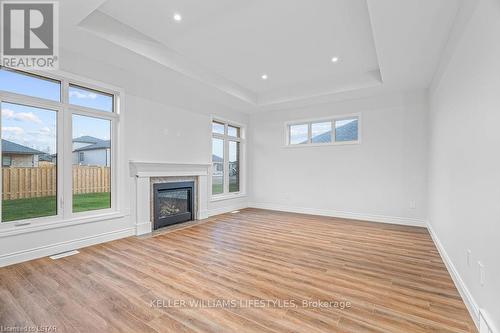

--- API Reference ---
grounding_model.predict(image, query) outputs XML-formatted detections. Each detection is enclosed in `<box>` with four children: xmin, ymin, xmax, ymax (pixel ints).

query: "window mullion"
<box><xmin>332</xmin><ymin>120</ymin><xmax>336</xmax><ymax>143</ymax></box>
<box><xmin>307</xmin><ymin>123</ymin><xmax>312</xmax><ymax>143</ymax></box>
<box><xmin>62</xmin><ymin>107</ymin><xmax>72</xmax><ymax>219</ymax></box>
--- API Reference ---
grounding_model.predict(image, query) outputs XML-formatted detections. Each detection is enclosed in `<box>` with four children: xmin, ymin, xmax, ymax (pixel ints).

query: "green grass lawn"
<box><xmin>1</xmin><ymin>192</ymin><xmax>111</xmax><ymax>222</ymax></box>
<box><xmin>212</xmin><ymin>183</ymin><xmax>240</xmax><ymax>195</ymax></box>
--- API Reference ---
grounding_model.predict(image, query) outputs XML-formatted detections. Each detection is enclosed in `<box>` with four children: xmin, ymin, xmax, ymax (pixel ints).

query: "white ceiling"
<box><xmin>59</xmin><ymin>0</ymin><xmax>461</xmax><ymax>112</ymax></box>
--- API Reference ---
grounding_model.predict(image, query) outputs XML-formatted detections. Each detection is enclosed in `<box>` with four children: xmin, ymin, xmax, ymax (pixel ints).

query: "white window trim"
<box><xmin>209</xmin><ymin>116</ymin><xmax>246</xmax><ymax>201</ymax></box>
<box><xmin>0</xmin><ymin>67</ymin><xmax>124</xmax><ymax>234</ymax></box>
<box><xmin>284</xmin><ymin>113</ymin><xmax>362</xmax><ymax>148</ymax></box>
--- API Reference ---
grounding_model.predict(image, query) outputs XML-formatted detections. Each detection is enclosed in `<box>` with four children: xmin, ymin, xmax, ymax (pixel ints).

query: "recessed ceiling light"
<box><xmin>261</xmin><ymin>74</ymin><xmax>268</xmax><ymax>80</ymax></box>
<box><xmin>173</xmin><ymin>13</ymin><xmax>182</xmax><ymax>21</ymax></box>
<box><xmin>331</xmin><ymin>56</ymin><xmax>339</xmax><ymax>63</ymax></box>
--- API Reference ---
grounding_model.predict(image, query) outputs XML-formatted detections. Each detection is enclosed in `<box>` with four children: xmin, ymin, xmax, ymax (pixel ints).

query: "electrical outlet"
<box><xmin>409</xmin><ymin>200</ymin><xmax>416</xmax><ymax>209</ymax></box>
<box><xmin>466</xmin><ymin>249</ymin><xmax>472</xmax><ymax>267</ymax></box>
<box><xmin>478</xmin><ymin>261</ymin><xmax>485</xmax><ymax>286</ymax></box>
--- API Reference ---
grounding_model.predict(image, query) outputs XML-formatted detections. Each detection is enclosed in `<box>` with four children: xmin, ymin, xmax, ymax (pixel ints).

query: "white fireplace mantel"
<box><xmin>130</xmin><ymin>161</ymin><xmax>211</xmax><ymax>235</ymax></box>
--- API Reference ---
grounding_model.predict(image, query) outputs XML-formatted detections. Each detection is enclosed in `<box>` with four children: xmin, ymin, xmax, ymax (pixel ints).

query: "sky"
<box><xmin>0</xmin><ymin>69</ymin><xmax>112</xmax><ymax>155</ymax></box>
<box><xmin>2</xmin><ymin>102</ymin><xmax>57</xmax><ymax>154</ymax></box>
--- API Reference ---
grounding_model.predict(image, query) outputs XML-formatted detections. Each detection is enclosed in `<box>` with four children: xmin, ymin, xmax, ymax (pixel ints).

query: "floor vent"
<box><xmin>50</xmin><ymin>250</ymin><xmax>80</xmax><ymax>260</ymax></box>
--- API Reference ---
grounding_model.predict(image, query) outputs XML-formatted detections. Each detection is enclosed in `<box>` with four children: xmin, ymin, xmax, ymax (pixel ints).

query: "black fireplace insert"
<box><xmin>153</xmin><ymin>181</ymin><xmax>194</xmax><ymax>230</ymax></box>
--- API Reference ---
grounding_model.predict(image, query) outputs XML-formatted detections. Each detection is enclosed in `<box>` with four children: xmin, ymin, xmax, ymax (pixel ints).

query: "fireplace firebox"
<box><xmin>153</xmin><ymin>181</ymin><xmax>194</xmax><ymax>230</ymax></box>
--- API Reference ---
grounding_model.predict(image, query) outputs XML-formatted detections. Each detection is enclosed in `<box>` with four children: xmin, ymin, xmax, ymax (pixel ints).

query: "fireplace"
<box><xmin>153</xmin><ymin>181</ymin><xmax>194</xmax><ymax>230</ymax></box>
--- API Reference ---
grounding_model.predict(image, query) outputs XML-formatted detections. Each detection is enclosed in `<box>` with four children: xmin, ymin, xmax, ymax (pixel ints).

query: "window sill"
<box><xmin>210</xmin><ymin>192</ymin><xmax>247</xmax><ymax>202</ymax></box>
<box><xmin>0</xmin><ymin>211</ymin><xmax>129</xmax><ymax>238</ymax></box>
<box><xmin>283</xmin><ymin>140</ymin><xmax>360</xmax><ymax>148</ymax></box>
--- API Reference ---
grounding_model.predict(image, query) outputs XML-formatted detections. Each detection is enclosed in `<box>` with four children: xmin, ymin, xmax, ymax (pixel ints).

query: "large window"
<box><xmin>286</xmin><ymin>115</ymin><xmax>360</xmax><ymax>146</ymax></box>
<box><xmin>0</xmin><ymin>67</ymin><xmax>119</xmax><ymax>224</ymax></box>
<box><xmin>211</xmin><ymin>119</ymin><xmax>243</xmax><ymax>196</ymax></box>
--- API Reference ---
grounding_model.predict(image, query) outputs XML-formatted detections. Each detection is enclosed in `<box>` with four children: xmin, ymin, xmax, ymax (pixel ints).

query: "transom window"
<box><xmin>211</xmin><ymin>119</ymin><xmax>243</xmax><ymax>196</ymax></box>
<box><xmin>286</xmin><ymin>115</ymin><xmax>360</xmax><ymax>146</ymax></box>
<box><xmin>0</xmin><ymin>67</ymin><xmax>119</xmax><ymax>224</ymax></box>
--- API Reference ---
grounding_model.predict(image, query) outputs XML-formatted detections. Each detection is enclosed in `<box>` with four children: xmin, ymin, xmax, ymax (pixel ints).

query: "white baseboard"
<box><xmin>480</xmin><ymin>309</ymin><xmax>498</xmax><ymax>333</ymax></box>
<box><xmin>248</xmin><ymin>202</ymin><xmax>426</xmax><ymax>227</ymax></box>
<box><xmin>198</xmin><ymin>210</ymin><xmax>209</xmax><ymax>219</ymax></box>
<box><xmin>426</xmin><ymin>222</ymin><xmax>480</xmax><ymax>330</ymax></box>
<box><xmin>135</xmin><ymin>221</ymin><xmax>153</xmax><ymax>235</ymax></box>
<box><xmin>207</xmin><ymin>202</ymin><xmax>249</xmax><ymax>217</ymax></box>
<box><xmin>0</xmin><ymin>227</ymin><xmax>135</xmax><ymax>268</ymax></box>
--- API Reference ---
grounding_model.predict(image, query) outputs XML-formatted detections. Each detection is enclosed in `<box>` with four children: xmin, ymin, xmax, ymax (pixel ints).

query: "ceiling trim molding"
<box><xmin>78</xmin><ymin>9</ymin><xmax>258</xmax><ymax>105</ymax></box>
<box><xmin>77</xmin><ymin>4</ymin><xmax>384</xmax><ymax>109</ymax></box>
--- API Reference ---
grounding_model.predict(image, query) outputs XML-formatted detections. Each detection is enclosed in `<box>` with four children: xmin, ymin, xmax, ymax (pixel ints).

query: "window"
<box><xmin>0</xmin><ymin>67</ymin><xmax>119</xmax><ymax>224</ymax></box>
<box><xmin>212</xmin><ymin>121</ymin><xmax>225</xmax><ymax>135</ymax></box>
<box><xmin>72</xmin><ymin>115</ymin><xmax>111</xmax><ymax>213</ymax></box>
<box><xmin>311</xmin><ymin>122</ymin><xmax>332</xmax><ymax>144</ymax></box>
<box><xmin>211</xmin><ymin>119</ymin><xmax>244</xmax><ymax>196</ymax></box>
<box><xmin>227</xmin><ymin>125</ymin><xmax>239</xmax><ymax>138</ymax></box>
<box><xmin>286</xmin><ymin>115</ymin><xmax>360</xmax><ymax>146</ymax></box>
<box><xmin>69</xmin><ymin>85</ymin><xmax>113</xmax><ymax>112</ymax></box>
<box><xmin>0</xmin><ymin>68</ymin><xmax>60</xmax><ymax>101</ymax></box>
<box><xmin>289</xmin><ymin>124</ymin><xmax>308</xmax><ymax>145</ymax></box>
<box><xmin>335</xmin><ymin>118</ymin><xmax>359</xmax><ymax>142</ymax></box>
<box><xmin>228</xmin><ymin>141</ymin><xmax>239</xmax><ymax>192</ymax></box>
<box><xmin>212</xmin><ymin>138</ymin><xmax>224</xmax><ymax>195</ymax></box>
<box><xmin>2</xmin><ymin>156</ymin><xmax>11</xmax><ymax>167</ymax></box>
<box><xmin>1</xmin><ymin>102</ymin><xmax>58</xmax><ymax>222</ymax></box>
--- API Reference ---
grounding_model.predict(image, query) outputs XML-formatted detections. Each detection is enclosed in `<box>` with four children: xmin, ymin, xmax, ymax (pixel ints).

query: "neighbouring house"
<box><xmin>212</xmin><ymin>154</ymin><xmax>238</xmax><ymax>176</ymax></box>
<box><xmin>38</xmin><ymin>153</ymin><xmax>57</xmax><ymax>166</ymax></box>
<box><xmin>212</xmin><ymin>154</ymin><xmax>223</xmax><ymax>175</ymax></box>
<box><xmin>1</xmin><ymin>139</ymin><xmax>44</xmax><ymax>167</ymax></box>
<box><xmin>72</xmin><ymin>136</ymin><xmax>111</xmax><ymax>167</ymax></box>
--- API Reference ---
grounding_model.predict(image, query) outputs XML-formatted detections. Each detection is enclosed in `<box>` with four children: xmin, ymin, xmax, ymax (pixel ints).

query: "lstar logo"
<box><xmin>1</xmin><ymin>1</ymin><xmax>59</xmax><ymax>69</ymax></box>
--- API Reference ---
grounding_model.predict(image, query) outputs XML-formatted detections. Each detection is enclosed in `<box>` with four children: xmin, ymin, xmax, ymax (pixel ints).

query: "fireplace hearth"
<box><xmin>153</xmin><ymin>181</ymin><xmax>194</xmax><ymax>230</ymax></box>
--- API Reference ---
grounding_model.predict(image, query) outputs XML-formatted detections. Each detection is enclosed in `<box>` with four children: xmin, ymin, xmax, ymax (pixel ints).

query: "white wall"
<box><xmin>249</xmin><ymin>90</ymin><xmax>428</xmax><ymax>225</ymax></box>
<box><xmin>124</xmin><ymin>93</ymin><xmax>249</xmax><ymax>217</ymax></box>
<box><xmin>428</xmin><ymin>0</ymin><xmax>500</xmax><ymax>328</ymax></box>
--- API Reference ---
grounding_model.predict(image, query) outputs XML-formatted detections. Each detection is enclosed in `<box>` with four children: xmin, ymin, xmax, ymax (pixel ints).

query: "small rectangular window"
<box><xmin>212</xmin><ymin>121</ymin><xmax>225</xmax><ymax>135</ymax></box>
<box><xmin>335</xmin><ymin>118</ymin><xmax>359</xmax><ymax>142</ymax></box>
<box><xmin>289</xmin><ymin>124</ymin><xmax>308</xmax><ymax>145</ymax></box>
<box><xmin>212</xmin><ymin>138</ymin><xmax>224</xmax><ymax>195</ymax></box>
<box><xmin>227</xmin><ymin>125</ymin><xmax>240</xmax><ymax>138</ymax></box>
<box><xmin>2</xmin><ymin>156</ymin><xmax>11</xmax><ymax>167</ymax></box>
<box><xmin>311</xmin><ymin>122</ymin><xmax>332</xmax><ymax>144</ymax></box>
<box><xmin>286</xmin><ymin>115</ymin><xmax>360</xmax><ymax>146</ymax></box>
<box><xmin>69</xmin><ymin>85</ymin><xmax>113</xmax><ymax>112</ymax></box>
<box><xmin>72</xmin><ymin>114</ymin><xmax>111</xmax><ymax>213</ymax></box>
<box><xmin>0</xmin><ymin>67</ymin><xmax>60</xmax><ymax>101</ymax></box>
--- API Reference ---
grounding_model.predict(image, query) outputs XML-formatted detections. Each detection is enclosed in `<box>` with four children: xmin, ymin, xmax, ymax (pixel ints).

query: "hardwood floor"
<box><xmin>0</xmin><ymin>208</ymin><xmax>477</xmax><ymax>333</ymax></box>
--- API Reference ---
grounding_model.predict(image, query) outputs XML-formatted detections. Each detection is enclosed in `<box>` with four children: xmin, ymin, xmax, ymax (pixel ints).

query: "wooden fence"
<box><xmin>2</xmin><ymin>165</ymin><xmax>110</xmax><ymax>200</ymax></box>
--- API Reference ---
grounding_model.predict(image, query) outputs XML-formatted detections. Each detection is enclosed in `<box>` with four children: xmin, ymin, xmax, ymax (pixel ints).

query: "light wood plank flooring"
<box><xmin>0</xmin><ymin>208</ymin><xmax>477</xmax><ymax>332</ymax></box>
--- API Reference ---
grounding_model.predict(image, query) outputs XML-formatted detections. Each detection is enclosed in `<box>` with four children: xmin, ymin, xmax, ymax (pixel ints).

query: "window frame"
<box><xmin>284</xmin><ymin>113</ymin><xmax>361</xmax><ymax>147</ymax></box>
<box><xmin>0</xmin><ymin>67</ymin><xmax>123</xmax><ymax>232</ymax></box>
<box><xmin>210</xmin><ymin>116</ymin><xmax>246</xmax><ymax>201</ymax></box>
